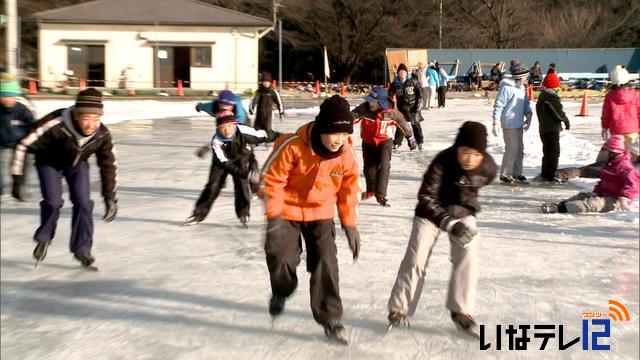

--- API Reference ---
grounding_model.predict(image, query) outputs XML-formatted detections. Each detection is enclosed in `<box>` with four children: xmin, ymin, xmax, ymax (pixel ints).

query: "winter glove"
<box><xmin>563</xmin><ymin>120</ymin><xmax>570</xmax><ymax>131</ymax></box>
<box><xmin>491</xmin><ymin>123</ymin><xmax>500</xmax><ymax>137</ymax></box>
<box><xmin>103</xmin><ymin>199</ymin><xmax>118</xmax><ymax>223</ymax></box>
<box><xmin>343</xmin><ymin>226</ymin><xmax>361</xmax><ymax>260</ymax></box>
<box><xmin>618</xmin><ymin>197</ymin><xmax>632</xmax><ymax>211</ymax></box>
<box><xmin>448</xmin><ymin>222</ymin><xmax>477</xmax><ymax>247</ymax></box>
<box><xmin>523</xmin><ymin>114</ymin><xmax>532</xmax><ymax>131</ymax></box>
<box><xmin>406</xmin><ymin>136</ymin><xmax>417</xmax><ymax>150</ymax></box>
<box><xmin>249</xmin><ymin>108</ymin><xmax>254</xmax><ymax>116</ymax></box>
<box><xmin>11</xmin><ymin>175</ymin><xmax>24</xmax><ymax>202</ymax></box>
<box><xmin>279</xmin><ymin>111</ymin><xmax>284</xmax><ymax>121</ymax></box>
<box><xmin>196</xmin><ymin>145</ymin><xmax>210</xmax><ymax>158</ymax></box>
<box><xmin>195</xmin><ymin>103</ymin><xmax>203</xmax><ymax>112</ymax></box>
<box><xmin>601</xmin><ymin>128</ymin><xmax>609</xmax><ymax>140</ymax></box>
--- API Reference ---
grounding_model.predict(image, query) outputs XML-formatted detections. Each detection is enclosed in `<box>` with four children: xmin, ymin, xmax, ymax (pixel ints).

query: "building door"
<box><xmin>173</xmin><ymin>47</ymin><xmax>191</xmax><ymax>88</ymax></box>
<box><xmin>67</xmin><ymin>45</ymin><xmax>105</xmax><ymax>87</ymax></box>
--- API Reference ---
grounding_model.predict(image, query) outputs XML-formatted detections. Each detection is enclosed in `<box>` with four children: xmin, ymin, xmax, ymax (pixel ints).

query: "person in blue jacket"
<box><xmin>426</xmin><ymin>64</ymin><xmax>439</xmax><ymax>109</ymax></box>
<box><xmin>196</xmin><ymin>90</ymin><xmax>249</xmax><ymax>125</ymax></box>
<box><xmin>0</xmin><ymin>74</ymin><xmax>36</xmax><ymax>198</ymax></box>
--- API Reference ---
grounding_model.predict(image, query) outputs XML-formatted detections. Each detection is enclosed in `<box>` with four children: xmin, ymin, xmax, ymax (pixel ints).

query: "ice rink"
<box><xmin>1</xmin><ymin>97</ymin><xmax>638</xmax><ymax>359</ymax></box>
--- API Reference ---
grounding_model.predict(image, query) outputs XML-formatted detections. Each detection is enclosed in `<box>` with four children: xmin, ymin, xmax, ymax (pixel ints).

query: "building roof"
<box><xmin>33</xmin><ymin>0</ymin><xmax>272</xmax><ymax>27</ymax></box>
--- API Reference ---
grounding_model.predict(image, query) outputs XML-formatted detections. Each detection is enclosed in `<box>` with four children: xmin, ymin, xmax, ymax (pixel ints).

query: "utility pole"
<box><xmin>273</xmin><ymin>0</ymin><xmax>282</xmax><ymax>90</ymax></box>
<box><xmin>439</xmin><ymin>0</ymin><xmax>443</xmax><ymax>49</ymax></box>
<box><xmin>5</xmin><ymin>0</ymin><xmax>18</xmax><ymax>77</ymax></box>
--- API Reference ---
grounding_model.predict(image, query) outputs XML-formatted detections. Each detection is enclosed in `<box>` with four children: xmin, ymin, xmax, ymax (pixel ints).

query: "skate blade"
<box><xmin>182</xmin><ymin>221</ymin><xmax>201</xmax><ymax>227</ymax></box>
<box><xmin>455</xmin><ymin>323</ymin><xmax>480</xmax><ymax>339</ymax></box>
<box><xmin>325</xmin><ymin>334</ymin><xmax>349</xmax><ymax>345</ymax></box>
<box><xmin>82</xmin><ymin>265</ymin><xmax>99</xmax><ymax>271</ymax></box>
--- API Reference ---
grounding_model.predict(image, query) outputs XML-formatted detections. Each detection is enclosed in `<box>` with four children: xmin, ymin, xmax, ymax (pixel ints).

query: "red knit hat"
<box><xmin>542</xmin><ymin>73</ymin><xmax>560</xmax><ymax>89</ymax></box>
<box><xmin>604</xmin><ymin>136</ymin><xmax>625</xmax><ymax>154</ymax></box>
<box><xmin>215</xmin><ymin>110</ymin><xmax>236</xmax><ymax>127</ymax></box>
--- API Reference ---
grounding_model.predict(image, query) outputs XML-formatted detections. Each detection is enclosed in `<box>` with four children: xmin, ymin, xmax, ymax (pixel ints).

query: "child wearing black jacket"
<box><xmin>249</xmin><ymin>72</ymin><xmax>283</xmax><ymax>134</ymax></box>
<box><xmin>386</xmin><ymin>121</ymin><xmax>497</xmax><ymax>335</ymax></box>
<box><xmin>184</xmin><ymin>111</ymin><xmax>279</xmax><ymax>226</ymax></box>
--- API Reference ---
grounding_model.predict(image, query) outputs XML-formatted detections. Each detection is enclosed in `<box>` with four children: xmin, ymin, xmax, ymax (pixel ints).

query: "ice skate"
<box><xmin>361</xmin><ymin>191</ymin><xmax>374</xmax><ymax>201</ymax></box>
<box><xmin>386</xmin><ymin>312</ymin><xmax>410</xmax><ymax>333</ymax></box>
<box><xmin>323</xmin><ymin>321</ymin><xmax>349</xmax><ymax>345</ymax></box>
<box><xmin>451</xmin><ymin>312</ymin><xmax>480</xmax><ymax>338</ymax></box>
<box><xmin>183</xmin><ymin>215</ymin><xmax>204</xmax><ymax>227</ymax></box>
<box><xmin>375</xmin><ymin>195</ymin><xmax>390</xmax><ymax>207</ymax></box>
<box><xmin>33</xmin><ymin>241</ymin><xmax>50</xmax><ymax>268</ymax></box>
<box><xmin>269</xmin><ymin>295</ymin><xmax>286</xmax><ymax>317</ymax></box>
<box><xmin>540</xmin><ymin>202</ymin><xmax>558</xmax><ymax>213</ymax></box>
<box><xmin>74</xmin><ymin>251</ymin><xmax>98</xmax><ymax>271</ymax></box>
<box><xmin>239</xmin><ymin>215</ymin><xmax>249</xmax><ymax>228</ymax></box>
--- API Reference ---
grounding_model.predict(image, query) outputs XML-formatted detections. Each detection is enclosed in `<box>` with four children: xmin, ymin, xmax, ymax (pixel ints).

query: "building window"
<box><xmin>191</xmin><ymin>46</ymin><xmax>211</xmax><ymax>67</ymax></box>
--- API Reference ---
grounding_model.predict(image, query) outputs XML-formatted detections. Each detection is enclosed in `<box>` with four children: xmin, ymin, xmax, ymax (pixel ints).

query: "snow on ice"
<box><xmin>1</xmin><ymin>97</ymin><xmax>638</xmax><ymax>359</ymax></box>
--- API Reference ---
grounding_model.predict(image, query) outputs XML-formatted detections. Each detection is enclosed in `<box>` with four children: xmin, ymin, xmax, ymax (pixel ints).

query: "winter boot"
<box><xmin>74</xmin><ymin>251</ymin><xmax>96</xmax><ymax>268</ymax></box>
<box><xmin>392</xmin><ymin>144</ymin><xmax>400</xmax><ymax>150</ymax></box>
<box><xmin>269</xmin><ymin>295</ymin><xmax>286</xmax><ymax>317</ymax></box>
<box><xmin>33</xmin><ymin>241</ymin><xmax>51</xmax><ymax>262</ymax></box>
<box><xmin>361</xmin><ymin>191</ymin><xmax>374</xmax><ymax>200</ymax></box>
<box><xmin>418</xmin><ymin>143</ymin><xmax>424</xmax><ymax>151</ymax></box>
<box><xmin>540</xmin><ymin>203</ymin><xmax>558</xmax><ymax>213</ymax></box>
<box><xmin>387</xmin><ymin>311</ymin><xmax>410</xmax><ymax>332</ymax></box>
<box><xmin>239</xmin><ymin>215</ymin><xmax>249</xmax><ymax>227</ymax></box>
<box><xmin>183</xmin><ymin>215</ymin><xmax>204</xmax><ymax>226</ymax></box>
<box><xmin>323</xmin><ymin>320</ymin><xmax>349</xmax><ymax>345</ymax></box>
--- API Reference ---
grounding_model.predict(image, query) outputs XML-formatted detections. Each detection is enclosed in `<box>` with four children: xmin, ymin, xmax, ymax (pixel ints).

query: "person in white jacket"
<box><xmin>491</xmin><ymin>61</ymin><xmax>532</xmax><ymax>184</ymax></box>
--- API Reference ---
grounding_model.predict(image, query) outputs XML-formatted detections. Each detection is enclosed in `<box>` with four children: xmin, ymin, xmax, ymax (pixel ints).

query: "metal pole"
<box><xmin>439</xmin><ymin>0</ymin><xmax>443</xmax><ymax>49</ymax></box>
<box><xmin>278</xmin><ymin>20</ymin><xmax>282</xmax><ymax>91</ymax></box>
<box><xmin>155</xmin><ymin>21</ymin><xmax>159</xmax><ymax>89</ymax></box>
<box><xmin>6</xmin><ymin>0</ymin><xmax>18</xmax><ymax>77</ymax></box>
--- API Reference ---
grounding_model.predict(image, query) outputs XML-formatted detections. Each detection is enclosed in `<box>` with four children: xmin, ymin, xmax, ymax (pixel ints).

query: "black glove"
<box><xmin>563</xmin><ymin>120</ymin><xmax>570</xmax><ymax>130</ymax></box>
<box><xmin>195</xmin><ymin>103</ymin><xmax>203</xmax><ymax>112</ymax></box>
<box><xmin>103</xmin><ymin>199</ymin><xmax>118</xmax><ymax>222</ymax></box>
<box><xmin>249</xmin><ymin>108</ymin><xmax>254</xmax><ymax>116</ymax></box>
<box><xmin>449</xmin><ymin>221</ymin><xmax>477</xmax><ymax>245</ymax></box>
<box><xmin>343</xmin><ymin>226</ymin><xmax>361</xmax><ymax>260</ymax></box>
<box><xmin>279</xmin><ymin>111</ymin><xmax>284</xmax><ymax>121</ymax></box>
<box><xmin>11</xmin><ymin>175</ymin><xmax>24</xmax><ymax>201</ymax></box>
<box><xmin>196</xmin><ymin>145</ymin><xmax>209</xmax><ymax>158</ymax></box>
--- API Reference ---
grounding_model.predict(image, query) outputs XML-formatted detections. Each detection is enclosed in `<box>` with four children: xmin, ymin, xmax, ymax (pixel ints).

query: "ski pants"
<box><xmin>421</xmin><ymin>87</ymin><xmax>429</xmax><ymax>108</ymax></box>
<box><xmin>426</xmin><ymin>86</ymin><xmax>437</xmax><ymax>108</ymax></box>
<box><xmin>394</xmin><ymin>111</ymin><xmax>424</xmax><ymax>146</ymax></box>
<box><xmin>362</xmin><ymin>140</ymin><xmax>393</xmax><ymax>197</ymax></box>
<box><xmin>437</xmin><ymin>86</ymin><xmax>447</xmax><ymax>107</ymax></box>
<box><xmin>254</xmin><ymin>112</ymin><xmax>273</xmax><ymax>134</ymax></box>
<box><xmin>388</xmin><ymin>216</ymin><xmax>479</xmax><ymax>317</ymax></box>
<box><xmin>35</xmin><ymin>162</ymin><xmax>94</xmax><ymax>255</ymax></box>
<box><xmin>264</xmin><ymin>218</ymin><xmax>342</xmax><ymax>326</ymax></box>
<box><xmin>192</xmin><ymin>162</ymin><xmax>251</xmax><ymax>220</ymax></box>
<box><xmin>561</xmin><ymin>192</ymin><xmax>618</xmax><ymax>213</ymax></box>
<box><xmin>540</xmin><ymin>131</ymin><xmax>560</xmax><ymax>180</ymax></box>
<box><xmin>500</xmin><ymin>128</ymin><xmax>524</xmax><ymax>177</ymax></box>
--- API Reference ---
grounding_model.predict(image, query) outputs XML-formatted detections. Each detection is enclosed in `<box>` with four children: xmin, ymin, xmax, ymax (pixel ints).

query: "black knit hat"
<box><xmin>215</xmin><ymin>110</ymin><xmax>237</xmax><ymax>127</ymax></box>
<box><xmin>454</xmin><ymin>121</ymin><xmax>487</xmax><ymax>153</ymax></box>
<box><xmin>75</xmin><ymin>88</ymin><xmax>103</xmax><ymax>115</ymax></box>
<box><xmin>260</xmin><ymin>71</ymin><xmax>273</xmax><ymax>82</ymax></box>
<box><xmin>314</xmin><ymin>95</ymin><xmax>353</xmax><ymax>134</ymax></box>
<box><xmin>397</xmin><ymin>63</ymin><xmax>408</xmax><ymax>73</ymax></box>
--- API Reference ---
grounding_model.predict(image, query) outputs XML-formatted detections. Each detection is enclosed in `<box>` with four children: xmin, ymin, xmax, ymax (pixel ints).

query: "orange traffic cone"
<box><xmin>29</xmin><ymin>79</ymin><xmax>38</xmax><ymax>95</ymax></box>
<box><xmin>315</xmin><ymin>80</ymin><xmax>320</xmax><ymax>96</ymax></box>
<box><xmin>340</xmin><ymin>82</ymin><xmax>345</xmax><ymax>96</ymax></box>
<box><xmin>527</xmin><ymin>84</ymin><xmax>533</xmax><ymax>100</ymax></box>
<box><xmin>79</xmin><ymin>78</ymin><xmax>86</xmax><ymax>90</ymax></box>
<box><xmin>128</xmin><ymin>87</ymin><xmax>136</xmax><ymax>97</ymax></box>
<box><xmin>577</xmin><ymin>93</ymin><xmax>588</xmax><ymax>116</ymax></box>
<box><xmin>177</xmin><ymin>79</ymin><xmax>184</xmax><ymax>96</ymax></box>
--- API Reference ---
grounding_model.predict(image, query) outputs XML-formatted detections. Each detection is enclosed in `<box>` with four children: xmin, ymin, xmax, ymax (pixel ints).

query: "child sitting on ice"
<box><xmin>541</xmin><ymin>136</ymin><xmax>639</xmax><ymax>214</ymax></box>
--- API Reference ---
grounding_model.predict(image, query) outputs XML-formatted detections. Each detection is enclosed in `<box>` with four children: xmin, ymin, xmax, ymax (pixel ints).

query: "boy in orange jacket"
<box><xmin>261</xmin><ymin>95</ymin><xmax>361</xmax><ymax>344</ymax></box>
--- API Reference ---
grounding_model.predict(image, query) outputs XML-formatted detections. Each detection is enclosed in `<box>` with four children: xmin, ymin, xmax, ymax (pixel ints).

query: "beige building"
<box><xmin>34</xmin><ymin>0</ymin><xmax>272</xmax><ymax>91</ymax></box>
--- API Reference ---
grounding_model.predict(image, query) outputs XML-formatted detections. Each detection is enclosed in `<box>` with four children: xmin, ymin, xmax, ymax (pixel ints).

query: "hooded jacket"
<box><xmin>601</xmin><ymin>87</ymin><xmax>640</xmax><ymax>135</ymax></box>
<box><xmin>536</xmin><ymin>88</ymin><xmax>570</xmax><ymax>134</ymax></box>
<box><xmin>593</xmin><ymin>152</ymin><xmax>639</xmax><ymax>200</ymax></box>
<box><xmin>10</xmin><ymin>107</ymin><xmax>117</xmax><ymax>201</ymax></box>
<box><xmin>414</xmin><ymin>146</ymin><xmax>497</xmax><ymax>226</ymax></box>
<box><xmin>493</xmin><ymin>78</ymin><xmax>532</xmax><ymax>129</ymax></box>
<box><xmin>261</xmin><ymin>122</ymin><xmax>360</xmax><ymax>227</ymax></box>
<box><xmin>0</xmin><ymin>102</ymin><xmax>36</xmax><ymax>148</ymax></box>
<box><xmin>351</xmin><ymin>102</ymin><xmax>413</xmax><ymax>146</ymax></box>
<box><xmin>389</xmin><ymin>76</ymin><xmax>423</xmax><ymax>114</ymax></box>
